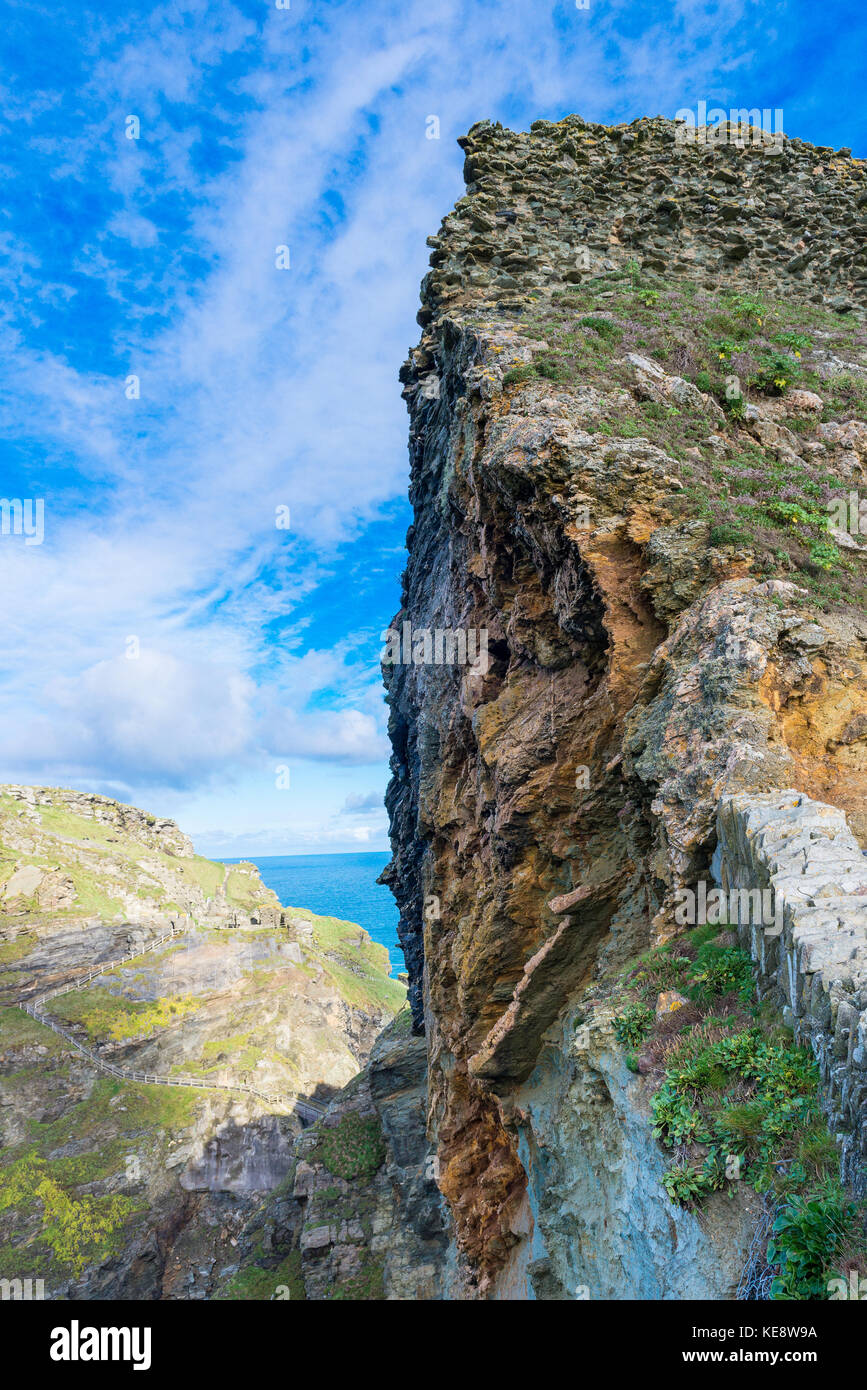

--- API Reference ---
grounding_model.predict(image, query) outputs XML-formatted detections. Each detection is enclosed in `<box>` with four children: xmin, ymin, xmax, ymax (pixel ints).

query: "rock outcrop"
<box><xmin>0</xmin><ymin>784</ymin><xmax>284</xmax><ymax>930</ymax></box>
<box><xmin>381</xmin><ymin>116</ymin><xmax>867</xmax><ymax>1295</ymax></box>
<box><xmin>0</xmin><ymin>789</ymin><xmax>405</xmax><ymax>1298</ymax></box>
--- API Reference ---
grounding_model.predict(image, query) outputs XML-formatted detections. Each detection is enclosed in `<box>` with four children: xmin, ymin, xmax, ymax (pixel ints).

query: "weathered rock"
<box><xmin>379</xmin><ymin>114</ymin><xmax>867</xmax><ymax>1295</ymax></box>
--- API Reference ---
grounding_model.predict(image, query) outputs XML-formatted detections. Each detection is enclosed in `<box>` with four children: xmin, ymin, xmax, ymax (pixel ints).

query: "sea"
<box><xmin>225</xmin><ymin>850</ymin><xmax>404</xmax><ymax>976</ymax></box>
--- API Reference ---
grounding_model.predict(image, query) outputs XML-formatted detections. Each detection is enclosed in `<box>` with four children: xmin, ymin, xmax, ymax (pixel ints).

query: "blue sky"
<box><xmin>0</xmin><ymin>0</ymin><xmax>863</xmax><ymax>856</ymax></box>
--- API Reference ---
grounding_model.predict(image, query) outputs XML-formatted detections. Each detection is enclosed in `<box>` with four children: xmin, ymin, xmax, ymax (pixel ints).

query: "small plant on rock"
<box><xmin>613</xmin><ymin>1001</ymin><xmax>654</xmax><ymax>1048</ymax></box>
<box><xmin>768</xmin><ymin>1192</ymin><xmax>854</xmax><ymax>1300</ymax></box>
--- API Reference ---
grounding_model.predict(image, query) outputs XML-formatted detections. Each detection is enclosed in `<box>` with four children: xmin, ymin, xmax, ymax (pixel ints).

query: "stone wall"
<box><xmin>422</xmin><ymin>116</ymin><xmax>866</xmax><ymax>329</ymax></box>
<box><xmin>713</xmin><ymin>789</ymin><xmax>867</xmax><ymax>1190</ymax></box>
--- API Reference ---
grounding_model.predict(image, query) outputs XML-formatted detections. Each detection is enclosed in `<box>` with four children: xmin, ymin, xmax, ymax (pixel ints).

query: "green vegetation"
<box><xmin>214</xmin><ymin>1251</ymin><xmax>305</xmax><ymax>1301</ymax></box>
<box><xmin>0</xmin><ymin>1072</ymin><xmax>207</xmax><ymax>1285</ymax></box>
<box><xmin>51</xmin><ymin>986</ymin><xmax>204</xmax><ymax>1042</ymax></box>
<box><xmin>177</xmin><ymin>1031</ymin><xmax>269</xmax><ymax>1078</ymax></box>
<box><xmin>613</xmin><ymin>1001</ymin><xmax>653</xmax><ymax>1048</ymax></box>
<box><xmin>508</xmin><ymin>271</ymin><xmax>867</xmax><ymax>616</ymax></box>
<box><xmin>651</xmin><ymin>1029</ymin><xmax>824</xmax><ymax>1181</ymax></box>
<box><xmin>326</xmin><ymin>1257</ymin><xmax>385</xmax><ymax>1300</ymax></box>
<box><xmin>0</xmin><ymin>932</ymin><xmax>37</xmax><ymax>967</ymax></box>
<box><xmin>609</xmin><ymin>924</ymin><xmax>867</xmax><ymax>1299</ymax></box>
<box><xmin>314</xmin><ymin>1111</ymin><xmax>386</xmax><ymax>1182</ymax></box>
<box><xmin>283</xmin><ymin>905</ymin><xmax>405</xmax><ymax>1013</ymax></box>
<box><xmin>390</xmin><ymin>1004</ymin><xmax>414</xmax><ymax>1035</ymax></box>
<box><xmin>224</xmin><ymin>865</ymin><xmax>268</xmax><ymax>907</ymax></box>
<box><xmin>16</xmin><ymin>1076</ymin><xmax>200</xmax><ymax>1176</ymax></box>
<box><xmin>0</xmin><ymin>1006</ymin><xmax>65</xmax><ymax>1052</ymax></box>
<box><xmin>0</xmin><ymin>1154</ymin><xmax>139</xmax><ymax>1277</ymax></box>
<box><xmin>318</xmin><ymin>953</ymin><xmax>405</xmax><ymax>1013</ymax></box>
<box><xmin>181</xmin><ymin>855</ymin><xmax>225</xmax><ymax>900</ymax></box>
<box><xmin>768</xmin><ymin>1194</ymin><xmax>856</xmax><ymax>1300</ymax></box>
<box><xmin>579</xmin><ymin>315</ymin><xmax>623</xmax><ymax>341</ymax></box>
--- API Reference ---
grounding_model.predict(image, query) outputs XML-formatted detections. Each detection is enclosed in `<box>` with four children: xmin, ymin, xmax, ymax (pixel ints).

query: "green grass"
<box><xmin>180</xmin><ymin>856</ymin><xmax>225</xmax><ymax>900</ymax></box>
<box><xmin>513</xmin><ymin>273</ymin><xmax>867</xmax><ymax>614</ymax></box>
<box><xmin>325</xmin><ymin>1257</ymin><xmax>385</xmax><ymax>1300</ymax></box>
<box><xmin>0</xmin><ymin>1006</ymin><xmax>65</xmax><ymax>1051</ymax></box>
<box><xmin>21</xmin><ymin>1077</ymin><xmax>200</xmax><ymax>1160</ymax></box>
<box><xmin>390</xmin><ymin>1004</ymin><xmax>414</xmax><ymax>1035</ymax></box>
<box><xmin>318</xmin><ymin>955</ymin><xmax>405</xmax><ymax>1014</ymax></box>
<box><xmin>607</xmin><ymin>925</ymin><xmax>867</xmax><ymax>1298</ymax></box>
<box><xmin>176</xmin><ymin>1031</ymin><xmax>269</xmax><ymax>1078</ymax></box>
<box><xmin>224</xmin><ymin>865</ymin><xmax>268</xmax><ymax>907</ymax></box>
<box><xmin>314</xmin><ymin>1111</ymin><xmax>386</xmax><ymax>1182</ymax></box>
<box><xmin>282</xmin><ymin>904</ymin><xmax>405</xmax><ymax>1012</ymax></box>
<box><xmin>213</xmin><ymin>1251</ymin><xmax>305</xmax><ymax>1301</ymax></box>
<box><xmin>51</xmin><ymin>986</ymin><xmax>204</xmax><ymax>1042</ymax></box>
<box><xmin>0</xmin><ymin>932</ymin><xmax>38</xmax><ymax>966</ymax></box>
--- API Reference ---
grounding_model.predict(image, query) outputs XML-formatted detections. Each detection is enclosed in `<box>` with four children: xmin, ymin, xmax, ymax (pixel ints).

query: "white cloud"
<box><xmin>263</xmin><ymin>707</ymin><xmax>390</xmax><ymax>765</ymax></box>
<box><xmin>0</xmin><ymin>0</ymin><xmax>796</xmax><ymax>844</ymax></box>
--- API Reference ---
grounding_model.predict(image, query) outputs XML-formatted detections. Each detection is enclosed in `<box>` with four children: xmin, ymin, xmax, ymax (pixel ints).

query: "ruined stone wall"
<box><xmin>422</xmin><ymin>115</ymin><xmax>866</xmax><ymax>329</ymax></box>
<box><xmin>714</xmin><ymin>790</ymin><xmax>867</xmax><ymax>1190</ymax></box>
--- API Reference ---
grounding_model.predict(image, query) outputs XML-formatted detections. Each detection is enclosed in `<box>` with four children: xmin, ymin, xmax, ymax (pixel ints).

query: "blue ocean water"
<box><xmin>228</xmin><ymin>851</ymin><xmax>403</xmax><ymax>976</ymax></box>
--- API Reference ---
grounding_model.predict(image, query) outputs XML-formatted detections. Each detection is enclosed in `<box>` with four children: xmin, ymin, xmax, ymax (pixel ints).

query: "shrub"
<box><xmin>687</xmin><ymin>942</ymin><xmax>754</xmax><ymax>1004</ymax></box>
<box><xmin>768</xmin><ymin>1193</ymin><xmax>854</xmax><ymax>1300</ymax></box>
<box><xmin>502</xmin><ymin>364</ymin><xmax>536</xmax><ymax>387</ymax></box>
<box><xmin>613</xmin><ymin>1001</ymin><xmax>654</xmax><ymax>1048</ymax></box>
<box><xmin>709</xmin><ymin>522</ymin><xmax>752</xmax><ymax>548</ymax></box>
<box><xmin>751</xmin><ymin>350</ymin><xmax>801</xmax><ymax>396</ymax></box>
<box><xmin>579</xmin><ymin>315</ymin><xmax>623</xmax><ymax>341</ymax></box>
<box><xmin>726</xmin><ymin>293</ymin><xmax>766</xmax><ymax>325</ymax></box>
<box><xmin>772</xmin><ymin>330</ymin><xmax>811</xmax><ymax>354</ymax></box>
<box><xmin>808</xmin><ymin>539</ymin><xmax>841</xmax><ymax>571</ymax></box>
<box><xmin>765</xmin><ymin>499</ymin><xmax>827</xmax><ymax>531</ymax></box>
<box><xmin>662</xmin><ymin>1162</ymin><xmax>713</xmax><ymax>1206</ymax></box>
<box><xmin>534</xmin><ymin>353</ymin><xmax>571</xmax><ymax>381</ymax></box>
<box><xmin>316</xmin><ymin>1111</ymin><xmax>385</xmax><ymax>1181</ymax></box>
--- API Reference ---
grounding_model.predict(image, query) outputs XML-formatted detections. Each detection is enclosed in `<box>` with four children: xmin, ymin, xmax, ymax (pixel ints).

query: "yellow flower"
<box><xmin>794</xmin><ymin>351</ymin><xmax>801</xmax><ymax>359</ymax></box>
<box><xmin>757</xmin><ymin>318</ymin><xmax>763</xmax><ymax>326</ymax></box>
<box><xmin>719</xmin><ymin>351</ymin><xmax>726</xmax><ymax>359</ymax></box>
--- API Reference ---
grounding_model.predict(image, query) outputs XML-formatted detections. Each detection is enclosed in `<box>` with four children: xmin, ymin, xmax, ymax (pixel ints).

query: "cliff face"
<box><xmin>381</xmin><ymin>116</ymin><xmax>867</xmax><ymax>1295</ymax></box>
<box><xmin>0</xmin><ymin>788</ymin><xmax>404</xmax><ymax>1298</ymax></box>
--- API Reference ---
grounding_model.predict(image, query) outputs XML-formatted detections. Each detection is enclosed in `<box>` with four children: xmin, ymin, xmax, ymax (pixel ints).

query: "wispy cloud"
<box><xmin>1</xmin><ymin>0</ymin><xmax>863</xmax><ymax>845</ymax></box>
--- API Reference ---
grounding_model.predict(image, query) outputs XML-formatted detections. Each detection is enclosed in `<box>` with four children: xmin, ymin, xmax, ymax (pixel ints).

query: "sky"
<box><xmin>0</xmin><ymin>0</ymin><xmax>864</xmax><ymax>857</ymax></box>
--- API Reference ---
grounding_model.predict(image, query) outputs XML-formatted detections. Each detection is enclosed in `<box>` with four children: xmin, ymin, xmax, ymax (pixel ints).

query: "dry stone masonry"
<box><xmin>714</xmin><ymin>790</ymin><xmax>867</xmax><ymax>1190</ymax></box>
<box><xmin>422</xmin><ymin>115</ymin><xmax>867</xmax><ymax>326</ymax></box>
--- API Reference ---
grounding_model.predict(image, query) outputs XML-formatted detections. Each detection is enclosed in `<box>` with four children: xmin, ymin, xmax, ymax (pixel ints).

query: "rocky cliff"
<box><xmin>380</xmin><ymin>115</ymin><xmax>867</xmax><ymax>1297</ymax></box>
<box><xmin>0</xmin><ymin>787</ymin><xmax>404</xmax><ymax>1298</ymax></box>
